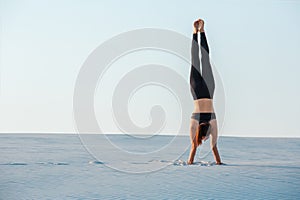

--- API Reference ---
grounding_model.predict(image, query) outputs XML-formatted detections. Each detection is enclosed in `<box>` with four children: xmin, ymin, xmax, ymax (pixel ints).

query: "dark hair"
<box><xmin>196</xmin><ymin>123</ymin><xmax>210</xmax><ymax>146</ymax></box>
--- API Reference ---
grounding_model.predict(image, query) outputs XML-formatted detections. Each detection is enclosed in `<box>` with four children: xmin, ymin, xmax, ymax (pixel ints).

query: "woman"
<box><xmin>188</xmin><ymin>19</ymin><xmax>222</xmax><ymax>165</ymax></box>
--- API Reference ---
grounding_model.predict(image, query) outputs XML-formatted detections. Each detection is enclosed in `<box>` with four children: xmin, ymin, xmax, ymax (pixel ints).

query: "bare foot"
<box><xmin>198</xmin><ymin>19</ymin><xmax>205</xmax><ymax>33</ymax></box>
<box><xmin>193</xmin><ymin>20</ymin><xmax>199</xmax><ymax>34</ymax></box>
<box><xmin>193</xmin><ymin>19</ymin><xmax>205</xmax><ymax>33</ymax></box>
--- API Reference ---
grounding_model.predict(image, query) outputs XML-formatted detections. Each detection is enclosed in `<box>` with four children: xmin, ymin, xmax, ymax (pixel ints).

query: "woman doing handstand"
<box><xmin>188</xmin><ymin>19</ymin><xmax>222</xmax><ymax>165</ymax></box>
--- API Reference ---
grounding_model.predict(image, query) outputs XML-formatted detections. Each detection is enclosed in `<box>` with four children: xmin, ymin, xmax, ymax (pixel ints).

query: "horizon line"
<box><xmin>0</xmin><ymin>132</ymin><xmax>299</xmax><ymax>139</ymax></box>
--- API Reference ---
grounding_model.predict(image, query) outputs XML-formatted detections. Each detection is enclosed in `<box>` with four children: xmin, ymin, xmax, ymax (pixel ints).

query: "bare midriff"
<box><xmin>193</xmin><ymin>99</ymin><xmax>214</xmax><ymax>113</ymax></box>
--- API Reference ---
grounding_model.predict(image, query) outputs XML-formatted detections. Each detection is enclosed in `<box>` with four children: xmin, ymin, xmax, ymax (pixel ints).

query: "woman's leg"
<box><xmin>191</xmin><ymin>33</ymin><xmax>200</xmax><ymax>72</ymax></box>
<box><xmin>191</xmin><ymin>20</ymin><xmax>200</xmax><ymax>73</ymax></box>
<box><xmin>200</xmin><ymin>31</ymin><xmax>215</xmax><ymax>98</ymax></box>
<box><xmin>190</xmin><ymin>32</ymin><xmax>204</xmax><ymax>99</ymax></box>
<box><xmin>209</xmin><ymin>119</ymin><xmax>222</xmax><ymax>164</ymax></box>
<box><xmin>188</xmin><ymin>119</ymin><xmax>199</xmax><ymax>164</ymax></box>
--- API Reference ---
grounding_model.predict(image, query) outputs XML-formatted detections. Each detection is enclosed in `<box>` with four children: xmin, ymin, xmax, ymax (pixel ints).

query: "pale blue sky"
<box><xmin>0</xmin><ymin>0</ymin><xmax>300</xmax><ymax>137</ymax></box>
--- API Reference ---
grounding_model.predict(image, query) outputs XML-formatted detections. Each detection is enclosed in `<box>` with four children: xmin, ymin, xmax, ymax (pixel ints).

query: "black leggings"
<box><xmin>190</xmin><ymin>32</ymin><xmax>215</xmax><ymax>100</ymax></box>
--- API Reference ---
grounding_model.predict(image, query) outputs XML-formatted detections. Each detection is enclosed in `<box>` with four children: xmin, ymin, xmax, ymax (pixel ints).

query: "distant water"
<box><xmin>0</xmin><ymin>134</ymin><xmax>299</xmax><ymax>199</ymax></box>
